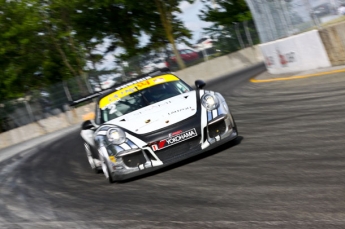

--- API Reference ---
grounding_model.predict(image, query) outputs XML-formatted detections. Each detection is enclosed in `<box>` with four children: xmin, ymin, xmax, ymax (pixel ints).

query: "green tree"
<box><xmin>0</xmin><ymin>0</ymin><xmax>46</xmax><ymax>99</ymax></box>
<box><xmin>199</xmin><ymin>0</ymin><xmax>252</xmax><ymax>26</ymax></box>
<box><xmin>0</xmin><ymin>0</ymin><xmax>195</xmax><ymax>100</ymax></box>
<box><xmin>0</xmin><ymin>0</ymin><xmax>88</xmax><ymax>100</ymax></box>
<box><xmin>198</xmin><ymin>0</ymin><xmax>258</xmax><ymax>54</ymax></box>
<box><xmin>154</xmin><ymin>0</ymin><xmax>194</xmax><ymax>69</ymax></box>
<box><xmin>70</xmin><ymin>0</ymin><xmax>193</xmax><ymax>70</ymax></box>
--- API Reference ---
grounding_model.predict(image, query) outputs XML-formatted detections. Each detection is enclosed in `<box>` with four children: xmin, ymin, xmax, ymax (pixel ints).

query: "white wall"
<box><xmin>260</xmin><ymin>30</ymin><xmax>331</xmax><ymax>74</ymax></box>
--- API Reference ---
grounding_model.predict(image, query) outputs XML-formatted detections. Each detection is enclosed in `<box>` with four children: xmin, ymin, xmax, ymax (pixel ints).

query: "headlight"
<box><xmin>107</xmin><ymin>128</ymin><xmax>126</xmax><ymax>145</ymax></box>
<box><xmin>201</xmin><ymin>93</ymin><xmax>219</xmax><ymax>111</ymax></box>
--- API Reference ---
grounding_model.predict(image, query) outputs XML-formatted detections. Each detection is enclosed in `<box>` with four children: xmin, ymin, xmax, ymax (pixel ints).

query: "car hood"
<box><xmin>105</xmin><ymin>91</ymin><xmax>198</xmax><ymax>134</ymax></box>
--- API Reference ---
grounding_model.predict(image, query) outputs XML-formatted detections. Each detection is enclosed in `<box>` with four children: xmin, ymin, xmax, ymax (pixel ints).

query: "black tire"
<box><xmin>84</xmin><ymin>142</ymin><xmax>102</xmax><ymax>174</ymax></box>
<box><xmin>231</xmin><ymin>114</ymin><xmax>238</xmax><ymax>135</ymax></box>
<box><xmin>106</xmin><ymin>163</ymin><xmax>116</xmax><ymax>184</ymax></box>
<box><xmin>100</xmin><ymin>156</ymin><xmax>115</xmax><ymax>183</ymax></box>
<box><xmin>93</xmin><ymin>166</ymin><xmax>102</xmax><ymax>174</ymax></box>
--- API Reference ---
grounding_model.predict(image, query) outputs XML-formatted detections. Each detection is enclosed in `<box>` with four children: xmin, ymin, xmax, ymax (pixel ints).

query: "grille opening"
<box><xmin>155</xmin><ymin>137</ymin><xmax>201</xmax><ymax>163</ymax></box>
<box><xmin>122</xmin><ymin>151</ymin><xmax>146</xmax><ymax>168</ymax></box>
<box><xmin>144</xmin><ymin>150</ymin><xmax>157</xmax><ymax>161</ymax></box>
<box><xmin>203</xmin><ymin>126</ymin><xmax>208</xmax><ymax>142</ymax></box>
<box><xmin>208</xmin><ymin>120</ymin><xmax>226</xmax><ymax>138</ymax></box>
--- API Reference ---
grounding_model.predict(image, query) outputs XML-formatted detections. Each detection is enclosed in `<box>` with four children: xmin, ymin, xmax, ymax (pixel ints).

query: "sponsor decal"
<box><xmin>264</xmin><ymin>49</ymin><xmax>296</xmax><ymax>68</ymax></box>
<box><xmin>169</xmin><ymin>130</ymin><xmax>182</xmax><ymax>137</ymax></box>
<box><xmin>151</xmin><ymin>128</ymin><xmax>197</xmax><ymax>151</ymax></box>
<box><xmin>278</xmin><ymin>50</ymin><xmax>287</xmax><ymax>66</ymax></box>
<box><xmin>144</xmin><ymin>100</ymin><xmax>172</xmax><ymax>111</ymax></box>
<box><xmin>265</xmin><ymin>55</ymin><xmax>274</xmax><ymax>68</ymax></box>
<box><xmin>277</xmin><ymin>49</ymin><xmax>296</xmax><ymax>67</ymax></box>
<box><xmin>153</xmin><ymin>78</ymin><xmax>166</xmax><ymax>84</ymax></box>
<box><xmin>99</xmin><ymin>74</ymin><xmax>179</xmax><ymax>109</ymax></box>
<box><xmin>115</xmin><ymin>76</ymin><xmax>151</xmax><ymax>90</ymax></box>
<box><xmin>168</xmin><ymin>106</ymin><xmax>193</xmax><ymax>115</ymax></box>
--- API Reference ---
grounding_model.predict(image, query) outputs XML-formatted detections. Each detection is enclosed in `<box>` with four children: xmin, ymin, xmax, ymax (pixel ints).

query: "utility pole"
<box><xmin>304</xmin><ymin>0</ymin><xmax>321</xmax><ymax>28</ymax></box>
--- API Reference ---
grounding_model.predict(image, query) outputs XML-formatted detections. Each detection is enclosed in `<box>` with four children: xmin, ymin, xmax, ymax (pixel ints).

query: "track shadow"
<box><xmin>118</xmin><ymin>136</ymin><xmax>243</xmax><ymax>184</ymax></box>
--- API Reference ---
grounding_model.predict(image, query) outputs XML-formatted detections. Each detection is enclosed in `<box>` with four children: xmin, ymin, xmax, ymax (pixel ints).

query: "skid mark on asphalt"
<box><xmin>250</xmin><ymin>68</ymin><xmax>345</xmax><ymax>83</ymax></box>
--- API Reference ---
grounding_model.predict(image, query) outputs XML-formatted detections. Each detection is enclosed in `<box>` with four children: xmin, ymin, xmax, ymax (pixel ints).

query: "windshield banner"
<box><xmin>99</xmin><ymin>74</ymin><xmax>179</xmax><ymax>109</ymax></box>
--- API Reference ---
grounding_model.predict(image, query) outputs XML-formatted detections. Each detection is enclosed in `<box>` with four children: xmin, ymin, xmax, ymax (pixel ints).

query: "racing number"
<box><xmin>108</xmin><ymin>103</ymin><xmax>117</xmax><ymax>114</ymax></box>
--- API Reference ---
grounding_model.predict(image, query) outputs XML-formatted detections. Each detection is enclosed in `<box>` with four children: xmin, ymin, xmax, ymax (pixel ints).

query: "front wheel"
<box><xmin>101</xmin><ymin>157</ymin><xmax>116</xmax><ymax>184</ymax></box>
<box><xmin>230</xmin><ymin>114</ymin><xmax>238</xmax><ymax>135</ymax></box>
<box><xmin>84</xmin><ymin>143</ymin><xmax>101</xmax><ymax>174</ymax></box>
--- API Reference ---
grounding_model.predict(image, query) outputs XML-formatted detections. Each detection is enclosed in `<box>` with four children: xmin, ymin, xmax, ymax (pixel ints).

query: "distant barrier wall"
<box><xmin>177</xmin><ymin>46</ymin><xmax>264</xmax><ymax>85</ymax></box>
<box><xmin>0</xmin><ymin>103</ymin><xmax>95</xmax><ymax>149</ymax></box>
<box><xmin>259</xmin><ymin>30</ymin><xmax>331</xmax><ymax>74</ymax></box>
<box><xmin>319</xmin><ymin>22</ymin><xmax>345</xmax><ymax>66</ymax></box>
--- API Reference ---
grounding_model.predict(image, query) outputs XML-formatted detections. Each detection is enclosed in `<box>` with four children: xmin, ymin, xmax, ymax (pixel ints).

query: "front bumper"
<box><xmin>109</xmin><ymin>125</ymin><xmax>238</xmax><ymax>181</ymax></box>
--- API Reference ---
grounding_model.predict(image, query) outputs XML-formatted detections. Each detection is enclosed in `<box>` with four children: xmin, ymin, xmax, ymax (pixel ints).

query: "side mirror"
<box><xmin>81</xmin><ymin>120</ymin><xmax>95</xmax><ymax>130</ymax></box>
<box><xmin>195</xmin><ymin>80</ymin><xmax>206</xmax><ymax>89</ymax></box>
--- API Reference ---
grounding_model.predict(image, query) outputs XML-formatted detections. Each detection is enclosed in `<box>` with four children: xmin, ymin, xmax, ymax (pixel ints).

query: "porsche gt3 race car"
<box><xmin>77</xmin><ymin>69</ymin><xmax>238</xmax><ymax>183</ymax></box>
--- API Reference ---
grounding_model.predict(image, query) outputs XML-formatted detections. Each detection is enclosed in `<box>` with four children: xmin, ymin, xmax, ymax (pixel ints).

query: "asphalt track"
<box><xmin>1</xmin><ymin>67</ymin><xmax>345</xmax><ymax>229</ymax></box>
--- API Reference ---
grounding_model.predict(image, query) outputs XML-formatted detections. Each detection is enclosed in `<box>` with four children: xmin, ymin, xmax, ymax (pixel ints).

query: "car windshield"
<box><xmin>99</xmin><ymin>76</ymin><xmax>191</xmax><ymax>123</ymax></box>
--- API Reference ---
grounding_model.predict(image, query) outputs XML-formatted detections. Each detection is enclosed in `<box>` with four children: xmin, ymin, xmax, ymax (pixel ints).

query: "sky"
<box><xmin>178</xmin><ymin>0</ymin><xmax>213</xmax><ymax>43</ymax></box>
<box><xmin>93</xmin><ymin>0</ymin><xmax>212</xmax><ymax>71</ymax></box>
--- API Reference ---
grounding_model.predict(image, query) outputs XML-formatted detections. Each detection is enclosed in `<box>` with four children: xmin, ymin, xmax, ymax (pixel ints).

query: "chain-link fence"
<box><xmin>0</xmin><ymin>76</ymin><xmax>92</xmax><ymax>133</ymax></box>
<box><xmin>246</xmin><ymin>0</ymin><xmax>345</xmax><ymax>43</ymax></box>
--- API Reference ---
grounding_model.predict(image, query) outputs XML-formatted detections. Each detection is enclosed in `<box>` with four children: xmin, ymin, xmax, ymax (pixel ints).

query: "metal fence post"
<box><xmin>63</xmin><ymin>81</ymin><xmax>73</xmax><ymax>102</ymax></box>
<box><xmin>235</xmin><ymin>23</ymin><xmax>245</xmax><ymax>49</ymax></box>
<box><xmin>304</xmin><ymin>0</ymin><xmax>321</xmax><ymax>29</ymax></box>
<box><xmin>63</xmin><ymin>80</ymin><xmax>78</xmax><ymax>123</ymax></box>
<box><xmin>82</xmin><ymin>73</ymin><xmax>93</xmax><ymax>93</ymax></box>
<box><xmin>24</xmin><ymin>100</ymin><xmax>35</xmax><ymax>123</ymax></box>
<box><xmin>279</xmin><ymin>0</ymin><xmax>293</xmax><ymax>35</ymax></box>
<box><xmin>244</xmin><ymin>21</ymin><xmax>254</xmax><ymax>47</ymax></box>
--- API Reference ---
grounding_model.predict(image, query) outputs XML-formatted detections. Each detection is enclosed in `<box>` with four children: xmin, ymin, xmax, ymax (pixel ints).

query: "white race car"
<box><xmin>77</xmin><ymin>69</ymin><xmax>238</xmax><ymax>183</ymax></box>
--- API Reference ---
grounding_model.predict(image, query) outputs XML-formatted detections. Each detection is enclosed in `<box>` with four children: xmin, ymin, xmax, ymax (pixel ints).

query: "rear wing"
<box><xmin>69</xmin><ymin>89</ymin><xmax>112</xmax><ymax>107</ymax></box>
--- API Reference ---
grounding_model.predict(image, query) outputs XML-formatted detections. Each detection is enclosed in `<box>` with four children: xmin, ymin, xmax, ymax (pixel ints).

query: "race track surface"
<box><xmin>1</xmin><ymin>70</ymin><xmax>345</xmax><ymax>229</ymax></box>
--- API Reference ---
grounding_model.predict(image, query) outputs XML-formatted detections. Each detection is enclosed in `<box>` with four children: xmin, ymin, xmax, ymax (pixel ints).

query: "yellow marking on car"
<box><xmin>250</xmin><ymin>68</ymin><xmax>345</xmax><ymax>83</ymax></box>
<box><xmin>109</xmin><ymin>156</ymin><xmax>116</xmax><ymax>163</ymax></box>
<box><xmin>99</xmin><ymin>74</ymin><xmax>179</xmax><ymax>109</ymax></box>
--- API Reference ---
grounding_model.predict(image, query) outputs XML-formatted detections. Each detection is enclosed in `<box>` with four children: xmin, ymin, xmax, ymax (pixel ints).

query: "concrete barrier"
<box><xmin>176</xmin><ymin>46</ymin><xmax>264</xmax><ymax>85</ymax></box>
<box><xmin>319</xmin><ymin>22</ymin><xmax>345</xmax><ymax>66</ymax></box>
<box><xmin>0</xmin><ymin>102</ymin><xmax>97</xmax><ymax>149</ymax></box>
<box><xmin>259</xmin><ymin>30</ymin><xmax>331</xmax><ymax>74</ymax></box>
<box><xmin>0</xmin><ymin>123</ymin><xmax>44</xmax><ymax>149</ymax></box>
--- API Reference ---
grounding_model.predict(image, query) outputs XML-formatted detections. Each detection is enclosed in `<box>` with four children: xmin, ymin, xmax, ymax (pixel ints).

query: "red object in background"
<box><xmin>170</xmin><ymin>49</ymin><xmax>199</xmax><ymax>64</ymax></box>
